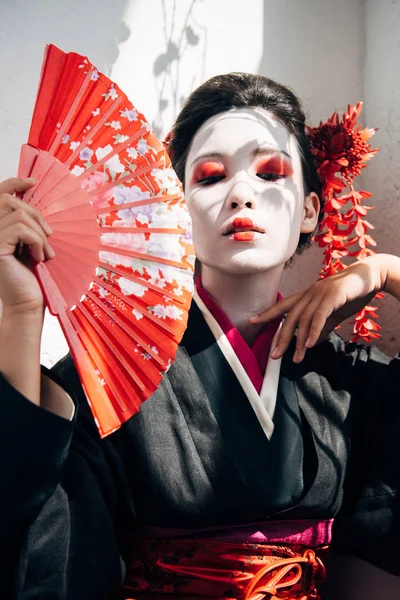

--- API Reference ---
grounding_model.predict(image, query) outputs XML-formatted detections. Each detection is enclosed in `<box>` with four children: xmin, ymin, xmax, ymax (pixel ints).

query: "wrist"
<box><xmin>1</xmin><ymin>302</ymin><xmax>45</xmax><ymax>337</ymax></box>
<box><xmin>376</xmin><ymin>253</ymin><xmax>400</xmax><ymax>299</ymax></box>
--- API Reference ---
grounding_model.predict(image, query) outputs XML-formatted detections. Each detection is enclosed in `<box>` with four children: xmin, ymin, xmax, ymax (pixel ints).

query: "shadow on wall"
<box><xmin>0</xmin><ymin>0</ymin><xmax>130</xmax><ymax>75</ymax></box>
<box><xmin>0</xmin><ymin>0</ymin><xmax>131</xmax><ymax>179</ymax></box>
<box><xmin>152</xmin><ymin>0</ymin><xmax>207</xmax><ymax>138</ymax></box>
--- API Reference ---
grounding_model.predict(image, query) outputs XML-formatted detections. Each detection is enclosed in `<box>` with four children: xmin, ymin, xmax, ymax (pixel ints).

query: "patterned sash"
<box><xmin>121</xmin><ymin>538</ymin><xmax>327</xmax><ymax>599</ymax></box>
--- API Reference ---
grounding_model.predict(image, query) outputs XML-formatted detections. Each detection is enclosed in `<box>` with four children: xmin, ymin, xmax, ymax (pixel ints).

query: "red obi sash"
<box><xmin>121</xmin><ymin>538</ymin><xmax>327</xmax><ymax>599</ymax></box>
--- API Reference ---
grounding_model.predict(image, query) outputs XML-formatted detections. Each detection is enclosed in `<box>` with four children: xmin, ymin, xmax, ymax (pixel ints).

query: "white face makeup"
<box><xmin>184</xmin><ymin>107</ymin><xmax>312</xmax><ymax>275</ymax></box>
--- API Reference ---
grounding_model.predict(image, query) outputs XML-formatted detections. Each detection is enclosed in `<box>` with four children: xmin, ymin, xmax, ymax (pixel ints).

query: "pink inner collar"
<box><xmin>195</xmin><ymin>277</ymin><xmax>282</xmax><ymax>393</ymax></box>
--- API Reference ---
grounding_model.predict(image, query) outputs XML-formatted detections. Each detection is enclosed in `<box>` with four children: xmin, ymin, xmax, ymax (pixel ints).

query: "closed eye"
<box><xmin>197</xmin><ymin>175</ymin><xmax>226</xmax><ymax>186</ymax></box>
<box><xmin>257</xmin><ymin>172</ymin><xmax>284</xmax><ymax>182</ymax></box>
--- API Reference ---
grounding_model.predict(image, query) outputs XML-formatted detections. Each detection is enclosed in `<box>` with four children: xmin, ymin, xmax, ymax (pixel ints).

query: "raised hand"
<box><xmin>0</xmin><ymin>177</ymin><xmax>54</xmax><ymax>313</ymax></box>
<box><xmin>249</xmin><ymin>255</ymin><xmax>395</xmax><ymax>363</ymax></box>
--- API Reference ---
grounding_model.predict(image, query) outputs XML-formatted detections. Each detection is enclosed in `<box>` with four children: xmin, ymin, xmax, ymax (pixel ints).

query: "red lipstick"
<box><xmin>233</xmin><ymin>217</ymin><xmax>255</xmax><ymax>229</ymax></box>
<box><xmin>229</xmin><ymin>218</ymin><xmax>258</xmax><ymax>241</ymax></box>
<box><xmin>233</xmin><ymin>231</ymin><xmax>255</xmax><ymax>241</ymax></box>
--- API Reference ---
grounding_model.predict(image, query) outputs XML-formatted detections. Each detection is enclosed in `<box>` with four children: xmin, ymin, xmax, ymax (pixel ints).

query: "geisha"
<box><xmin>1</xmin><ymin>72</ymin><xmax>400</xmax><ymax>599</ymax></box>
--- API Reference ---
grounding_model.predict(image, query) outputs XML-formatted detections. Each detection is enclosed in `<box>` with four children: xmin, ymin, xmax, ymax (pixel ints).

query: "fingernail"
<box><xmin>23</xmin><ymin>177</ymin><xmax>36</xmax><ymax>184</ymax></box>
<box><xmin>47</xmin><ymin>245</ymin><xmax>56</xmax><ymax>259</ymax></box>
<box><xmin>293</xmin><ymin>350</ymin><xmax>299</xmax><ymax>362</ymax></box>
<box><xmin>305</xmin><ymin>337</ymin><xmax>312</xmax><ymax>348</ymax></box>
<box><xmin>270</xmin><ymin>345</ymin><xmax>280</xmax><ymax>359</ymax></box>
<box><xmin>43</xmin><ymin>222</ymin><xmax>53</xmax><ymax>235</ymax></box>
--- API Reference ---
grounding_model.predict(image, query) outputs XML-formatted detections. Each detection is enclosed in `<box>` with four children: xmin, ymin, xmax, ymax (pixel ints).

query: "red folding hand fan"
<box><xmin>18</xmin><ymin>44</ymin><xmax>195</xmax><ymax>437</ymax></box>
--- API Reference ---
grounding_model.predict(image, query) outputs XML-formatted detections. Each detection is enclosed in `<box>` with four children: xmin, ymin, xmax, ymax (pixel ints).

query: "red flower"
<box><xmin>307</xmin><ymin>103</ymin><xmax>380</xmax><ymax>342</ymax></box>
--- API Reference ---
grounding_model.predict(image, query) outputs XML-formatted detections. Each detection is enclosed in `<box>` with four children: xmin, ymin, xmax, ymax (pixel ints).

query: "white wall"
<box><xmin>361</xmin><ymin>0</ymin><xmax>400</xmax><ymax>356</ymax></box>
<box><xmin>0</xmin><ymin>0</ymin><xmax>399</xmax><ymax>364</ymax></box>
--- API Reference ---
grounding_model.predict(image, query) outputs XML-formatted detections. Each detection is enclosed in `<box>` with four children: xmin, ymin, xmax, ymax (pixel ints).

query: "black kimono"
<box><xmin>1</xmin><ymin>301</ymin><xmax>400</xmax><ymax>599</ymax></box>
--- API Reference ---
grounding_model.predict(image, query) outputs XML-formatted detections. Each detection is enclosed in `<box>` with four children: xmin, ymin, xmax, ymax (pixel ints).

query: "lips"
<box><xmin>223</xmin><ymin>217</ymin><xmax>264</xmax><ymax>236</ymax></box>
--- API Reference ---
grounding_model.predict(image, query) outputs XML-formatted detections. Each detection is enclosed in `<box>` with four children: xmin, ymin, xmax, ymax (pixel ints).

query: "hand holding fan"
<box><xmin>19</xmin><ymin>45</ymin><xmax>195</xmax><ymax>437</ymax></box>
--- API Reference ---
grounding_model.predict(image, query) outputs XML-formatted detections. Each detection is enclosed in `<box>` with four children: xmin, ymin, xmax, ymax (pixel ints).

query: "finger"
<box><xmin>270</xmin><ymin>297</ymin><xmax>312</xmax><ymax>359</ymax></box>
<box><xmin>305</xmin><ymin>304</ymin><xmax>334</xmax><ymax>348</ymax></box>
<box><xmin>0</xmin><ymin>177</ymin><xmax>36</xmax><ymax>196</ymax></box>
<box><xmin>0</xmin><ymin>210</ymin><xmax>55</xmax><ymax>261</ymax></box>
<box><xmin>0</xmin><ymin>194</ymin><xmax>52</xmax><ymax>236</ymax></box>
<box><xmin>293</xmin><ymin>299</ymin><xmax>336</xmax><ymax>362</ymax></box>
<box><xmin>0</xmin><ymin>223</ymin><xmax>47</xmax><ymax>263</ymax></box>
<box><xmin>249</xmin><ymin>292</ymin><xmax>304</xmax><ymax>324</ymax></box>
<box><xmin>293</xmin><ymin>307</ymin><xmax>325</xmax><ymax>362</ymax></box>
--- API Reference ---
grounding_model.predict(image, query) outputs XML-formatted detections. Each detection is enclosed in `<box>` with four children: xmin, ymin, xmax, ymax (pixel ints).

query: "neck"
<box><xmin>200</xmin><ymin>264</ymin><xmax>283</xmax><ymax>345</ymax></box>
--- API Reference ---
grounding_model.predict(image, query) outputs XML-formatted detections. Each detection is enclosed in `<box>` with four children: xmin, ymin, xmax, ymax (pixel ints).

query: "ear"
<box><xmin>300</xmin><ymin>192</ymin><xmax>320</xmax><ymax>234</ymax></box>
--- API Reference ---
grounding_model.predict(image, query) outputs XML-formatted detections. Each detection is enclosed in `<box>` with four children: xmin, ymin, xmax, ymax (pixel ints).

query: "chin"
<box><xmin>204</xmin><ymin>257</ymin><xmax>286</xmax><ymax>276</ymax></box>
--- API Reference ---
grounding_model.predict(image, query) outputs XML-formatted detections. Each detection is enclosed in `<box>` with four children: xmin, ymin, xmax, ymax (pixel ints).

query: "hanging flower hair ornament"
<box><xmin>307</xmin><ymin>102</ymin><xmax>380</xmax><ymax>342</ymax></box>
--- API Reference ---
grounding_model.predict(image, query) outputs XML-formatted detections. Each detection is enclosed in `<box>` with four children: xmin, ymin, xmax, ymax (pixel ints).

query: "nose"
<box><xmin>226</xmin><ymin>181</ymin><xmax>257</xmax><ymax>210</ymax></box>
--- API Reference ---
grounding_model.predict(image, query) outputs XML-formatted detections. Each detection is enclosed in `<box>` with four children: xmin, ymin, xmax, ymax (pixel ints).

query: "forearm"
<box><xmin>0</xmin><ymin>305</ymin><xmax>43</xmax><ymax>405</ymax></box>
<box><xmin>379</xmin><ymin>253</ymin><xmax>400</xmax><ymax>302</ymax></box>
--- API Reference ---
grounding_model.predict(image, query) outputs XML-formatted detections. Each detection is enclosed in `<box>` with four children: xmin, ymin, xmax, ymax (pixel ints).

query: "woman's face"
<box><xmin>184</xmin><ymin>107</ymin><xmax>318</xmax><ymax>275</ymax></box>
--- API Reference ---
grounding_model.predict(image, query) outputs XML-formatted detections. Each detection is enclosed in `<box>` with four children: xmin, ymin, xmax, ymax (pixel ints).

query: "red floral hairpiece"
<box><xmin>307</xmin><ymin>102</ymin><xmax>380</xmax><ymax>342</ymax></box>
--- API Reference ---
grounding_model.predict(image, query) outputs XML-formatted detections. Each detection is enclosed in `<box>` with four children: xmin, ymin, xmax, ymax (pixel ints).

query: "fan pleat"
<box><xmin>96</xmin><ymin>261</ymin><xmax>186</xmax><ymax>304</ymax></box>
<box><xmin>93</xmin><ymin>276</ymin><xmax>179</xmax><ymax>336</ymax></box>
<box><xmin>65</xmin><ymin>97</ymin><xmax>123</xmax><ymax>166</ymax></box>
<box><xmin>49</xmin><ymin>71</ymin><xmax>94</xmax><ymax>154</ymax></box>
<box><xmin>45</xmin><ymin>202</ymin><xmax>98</xmax><ymax>223</ymax></box>
<box><xmin>47</xmin><ymin>263</ymin><xmax>95</xmax><ymax>309</ymax></box>
<box><xmin>85</xmin><ymin>289</ymin><xmax>165</xmax><ymax>366</ymax></box>
<box><xmin>77</xmin><ymin>299</ymin><xmax>159</xmax><ymax>388</ymax></box>
<box><xmin>49</xmin><ymin>238</ymin><xmax>99</xmax><ymax>264</ymax></box>
<box><xmin>100</xmin><ymin>245</ymin><xmax>189</xmax><ymax>270</ymax></box>
<box><xmin>47</xmin><ymin>243</ymin><xmax>98</xmax><ymax>285</ymax></box>
<box><xmin>100</xmin><ymin>226</ymin><xmax>182</xmax><ymax>234</ymax></box>
<box><xmin>48</xmin><ymin>220</ymin><xmax>97</xmax><ymax>234</ymax></box>
<box><xmin>69</xmin><ymin>308</ymin><xmax>135</xmax><ymax>412</ymax></box>
<box><xmin>90</xmin><ymin>280</ymin><xmax>180</xmax><ymax>356</ymax></box>
<box><xmin>95</xmin><ymin>195</ymin><xmax>178</xmax><ymax>214</ymax></box>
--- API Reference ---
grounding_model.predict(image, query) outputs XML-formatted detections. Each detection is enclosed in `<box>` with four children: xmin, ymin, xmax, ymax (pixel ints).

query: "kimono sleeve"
<box><xmin>331</xmin><ymin>341</ymin><xmax>400</xmax><ymax>576</ymax></box>
<box><xmin>0</xmin><ymin>356</ymin><xmax>132</xmax><ymax>598</ymax></box>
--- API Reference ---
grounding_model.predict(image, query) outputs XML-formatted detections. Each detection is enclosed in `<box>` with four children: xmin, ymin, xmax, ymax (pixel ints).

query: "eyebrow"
<box><xmin>252</xmin><ymin>146</ymin><xmax>292</xmax><ymax>160</ymax></box>
<box><xmin>190</xmin><ymin>146</ymin><xmax>291</xmax><ymax>168</ymax></box>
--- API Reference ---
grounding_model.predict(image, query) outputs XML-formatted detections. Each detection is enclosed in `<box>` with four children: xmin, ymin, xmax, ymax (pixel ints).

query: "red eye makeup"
<box><xmin>193</xmin><ymin>161</ymin><xmax>225</xmax><ymax>184</ymax></box>
<box><xmin>256</xmin><ymin>154</ymin><xmax>293</xmax><ymax>178</ymax></box>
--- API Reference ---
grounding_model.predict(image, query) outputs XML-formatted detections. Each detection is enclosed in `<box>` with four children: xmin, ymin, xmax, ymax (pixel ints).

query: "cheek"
<box><xmin>185</xmin><ymin>188</ymin><xmax>220</xmax><ymax>229</ymax></box>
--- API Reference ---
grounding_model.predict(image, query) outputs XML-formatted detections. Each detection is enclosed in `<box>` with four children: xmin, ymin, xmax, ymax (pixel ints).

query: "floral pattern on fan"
<box><xmin>20</xmin><ymin>44</ymin><xmax>195</xmax><ymax>436</ymax></box>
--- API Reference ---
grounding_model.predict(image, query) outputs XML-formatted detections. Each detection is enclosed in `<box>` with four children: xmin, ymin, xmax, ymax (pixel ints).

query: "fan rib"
<box><xmin>76</xmin><ymin>302</ymin><xmax>150</xmax><ymax>394</ymax></box>
<box><xmin>65</xmin><ymin>96</ymin><xmax>124</xmax><ymax>166</ymax></box>
<box><xmin>49</xmin><ymin>69</ymin><xmax>94</xmax><ymax>155</ymax></box>
<box><xmin>45</xmin><ymin>257</ymin><xmax>93</xmax><ymax>309</ymax></box>
<box><xmin>79</xmin><ymin>126</ymin><xmax>148</xmax><ymax>179</ymax></box>
<box><xmin>100</xmin><ymin>226</ymin><xmax>183</xmax><ymax>235</ymax></box>
<box><xmin>49</xmin><ymin>220</ymin><xmax>96</xmax><ymax>234</ymax></box>
<box><xmin>69</xmin><ymin>309</ymin><xmax>132</xmax><ymax>412</ymax></box>
<box><xmin>86</xmin><ymin>289</ymin><xmax>165</xmax><ymax>366</ymax></box>
<box><xmin>45</xmin><ymin>202</ymin><xmax>98</xmax><ymax>224</ymax></box>
<box><xmin>97</xmin><ymin>261</ymin><xmax>185</xmax><ymax>304</ymax></box>
<box><xmin>88</xmin><ymin>160</ymin><xmax>165</xmax><ymax>200</ymax></box>
<box><xmin>101</xmin><ymin>244</ymin><xmax>189</xmax><ymax>270</ymax></box>
<box><xmin>50</xmin><ymin>238</ymin><xmax>99</xmax><ymax>262</ymax></box>
<box><xmin>22</xmin><ymin>153</ymin><xmax>57</xmax><ymax>207</ymax></box>
<box><xmin>94</xmin><ymin>276</ymin><xmax>178</xmax><ymax>336</ymax></box>
<box><xmin>95</xmin><ymin>194</ymin><xmax>181</xmax><ymax>214</ymax></box>
<box><xmin>47</xmin><ymin>252</ymin><xmax>95</xmax><ymax>288</ymax></box>
<box><xmin>78</xmin><ymin>299</ymin><xmax>163</xmax><ymax>383</ymax></box>
<box><xmin>55</xmin><ymin>306</ymin><xmax>121</xmax><ymax>433</ymax></box>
